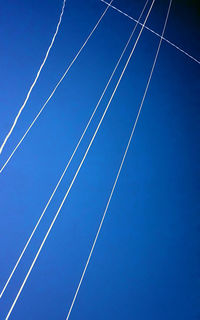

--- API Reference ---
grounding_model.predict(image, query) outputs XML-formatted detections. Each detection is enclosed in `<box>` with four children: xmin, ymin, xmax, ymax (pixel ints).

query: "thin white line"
<box><xmin>0</xmin><ymin>0</ymin><xmax>67</xmax><ymax>155</ymax></box>
<box><xmin>65</xmin><ymin>1</ymin><xmax>172</xmax><ymax>319</ymax></box>
<box><xmin>0</xmin><ymin>0</ymin><xmax>149</xmax><ymax>299</ymax></box>
<box><xmin>100</xmin><ymin>0</ymin><xmax>200</xmax><ymax>65</ymax></box>
<box><xmin>0</xmin><ymin>0</ymin><xmax>114</xmax><ymax>174</ymax></box>
<box><xmin>5</xmin><ymin>1</ymin><xmax>155</xmax><ymax>318</ymax></box>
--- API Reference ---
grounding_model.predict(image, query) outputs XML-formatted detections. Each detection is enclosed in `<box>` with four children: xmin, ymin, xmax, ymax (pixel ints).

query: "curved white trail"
<box><xmin>0</xmin><ymin>0</ymin><xmax>114</xmax><ymax>174</ymax></box>
<box><xmin>5</xmin><ymin>0</ymin><xmax>155</xmax><ymax>318</ymax></box>
<box><xmin>0</xmin><ymin>0</ymin><xmax>148</xmax><ymax>300</ymax></box>
<box><xmin>0</xmin><ymin>0</ymin><xmax>67</xmax><ymax>155</ymax></box>
<box><xmin>65</xmin><ymin>1</ymin><xmax>172</xmax><ymax>319</ymax></box>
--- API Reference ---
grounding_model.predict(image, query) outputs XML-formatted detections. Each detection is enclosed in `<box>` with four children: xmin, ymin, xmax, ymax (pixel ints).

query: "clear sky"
<box><xmin>0</xmin><ymin>0</ymin><xmax>199</xmax><ymax>319</ymax></box>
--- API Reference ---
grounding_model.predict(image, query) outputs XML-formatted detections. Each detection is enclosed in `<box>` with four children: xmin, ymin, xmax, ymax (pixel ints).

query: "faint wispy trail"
<box><xmin>0</xmin><ymin>0</ymin><xmax>67</xmax><ymax>155</ymax></box>
<box><xmin>0</xmin><ymin>0</ymin><xmax>148</xmax><ymax>302</ymax></box>
<box><xmin>0</xmin><ymin>0</ymin><xmax>114</xmax><ymax>173</ymax></box>
<box><xmin>65</xmin><ymin>1</ymin><xmax>172</xmax><ymax>319</ymax></box>
<box><xmin>101</xmin><ymin>0</ymin><xmax>200</xmax><ymax>65</ymax></box>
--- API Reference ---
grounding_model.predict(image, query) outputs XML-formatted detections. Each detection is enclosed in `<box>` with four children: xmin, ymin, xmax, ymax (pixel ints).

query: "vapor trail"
<box><xmin>0</xmin><ymin>0</ymin><xmax>139</xmax><ymax>299</ymax></box>
<box><xmin>101</xmin><ymin>0</ymin><xmax>200</xmax><ymax>65</ymax></box>
<box><xmin>0</xmin><ymin>0</ymin><xmax>114</xmax><ymax>174</ymax></box>
<box><xmin>5</xmin><ymin>0</ymin><xmax>155</xmax><ymax>318</ymax></box>
<box><xmin>0</xmin><ymin>0</ymin><xmax>67</xmax><ymax>155</ymax></box>
<box><xmin>65</xmin><ymin>1</ymin><xmax>172</xmax><ymax>319</ymax></box>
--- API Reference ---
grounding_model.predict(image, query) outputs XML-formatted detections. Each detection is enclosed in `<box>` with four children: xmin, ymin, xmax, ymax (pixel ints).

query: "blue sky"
<box><xmin>0</xmin><ymin>0</ymin><xmax>199</xmax><ymax>319</ymax></box>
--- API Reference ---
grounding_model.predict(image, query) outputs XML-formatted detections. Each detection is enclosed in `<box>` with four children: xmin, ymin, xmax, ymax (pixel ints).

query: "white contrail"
<box><xmin>0</xmin><ymin>0</ymin><xmax>67</xmax><ymax>155</ymax></box>
<box><xmin>0</xmin><ymin>0</ymin><xmax>148</xmax><ymax>299</ymax></box>
<box><xmin>0</xmin><ymin>0</ymin><xmax>114</xmax><ymax>174</ymax></box>
<box><xmin>100</xmin><ymin>0</ymin><xmax>200</xmax><ymax>65</ymax></box>
<box><xmin>65</xmin><ymin>1</ymin><xmax>173</xmax><ymax>319</ymax></box>
<box><xmin>5</xmin><ymin>0</ymin><xmax>155</xmax><ymax>318</ymax></box>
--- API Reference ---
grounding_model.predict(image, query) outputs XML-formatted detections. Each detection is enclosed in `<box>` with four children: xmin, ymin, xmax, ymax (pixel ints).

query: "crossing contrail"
<box><xmin>5</xmin><ymin>0</ymin><xmax>155</xmax><ymax>318</ymax></box>
<box><xmin>100</xmin><ymin>0</ymin><xmax>200</xmax><ymax>65</ymax></box>
<box><xmin>0</xmin><ymin>0</ymin><xmax>67</xmax><ymax>155</ymax></box>
<box><xmin>65</xmin><ymin>1</ymin><xmax>172</xmax><ymax>318</ymax></box>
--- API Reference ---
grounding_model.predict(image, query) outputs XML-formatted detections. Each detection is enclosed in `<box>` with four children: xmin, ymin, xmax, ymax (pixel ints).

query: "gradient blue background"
<box><xmin>0</xmin><ymin>0</ymin><xmax>199</xmax><ymax>319</ymax></box>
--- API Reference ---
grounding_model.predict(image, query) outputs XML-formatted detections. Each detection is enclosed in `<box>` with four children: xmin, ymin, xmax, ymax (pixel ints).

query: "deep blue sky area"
<box><xmin>0</xmin><ymin>0</ymin><xmax>199</xmax><ymax>319</ymax></box>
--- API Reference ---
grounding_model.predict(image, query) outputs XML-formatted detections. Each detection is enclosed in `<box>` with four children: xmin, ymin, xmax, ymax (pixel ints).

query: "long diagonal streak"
<box><xmin>5</xmin><ymin>1</ymin><xmax>155</xmax><ymax>318</ymax></box>
<box><xmin>0</xmin><ymin>0</ymin><xmax>149</xmax><ymax>300</ymax></box>
<box><xmin>65</xmin><ymin>1</ymin><xmax>172</xmax><ymax>319</ymax></box>
<box><xmin>101</xmin><ymin>0</ymin><xmax>200</xmax><ymax>65</ymax></box>
<box><xmin>0</xmin><ymin>0</ymin><xmax>67</xmax><ymax>155</ymax></box>
<box><xmin>0</xmin><ymin>0</ymin><xmax>114</xmax><ymax>174</ymax></box>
